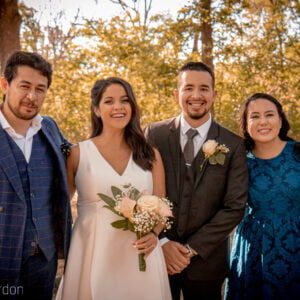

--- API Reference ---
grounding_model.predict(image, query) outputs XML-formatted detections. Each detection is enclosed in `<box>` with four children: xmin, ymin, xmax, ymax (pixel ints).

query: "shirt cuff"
<box><xmin>159</xmin><ymin>237</ymin><xmax>170</xmax><ymax>247</ymax></box>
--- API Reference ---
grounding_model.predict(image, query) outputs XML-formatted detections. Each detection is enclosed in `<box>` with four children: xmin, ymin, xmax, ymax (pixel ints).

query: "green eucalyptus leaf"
<box><xmin>129</xmin><ymin>187</ymin><xmax>140</xmax><ymax>200</ymax></box>
<box><xmin>103</xmin><ymin>205</ymin><xmax>119</xmax><ymax>215</ymax></box>
<box><xmin>127</xmin><ymin>221</ymin><xmax>135</xmax><ymax>232</ymax></box>
<box><xmin>98</xmin><ymin>193</ymin><xmax>115</xmax><ymax>208</ymax></box>
<box><xmin>111</xmin><ymin>186</ymin><xmax>122</xmax><ymax>198</ymax></box>
<box><xmin>216</xmin><ymin>153</ymin><xmax>225</xmax><ymax>165</ymax></box>
<box><xmin>209</xmin><ymin>156</ymin><xmax>217</xmax><ymax>165</ymax></box>
<box><xmin>111</xmin><ymin>219</ymin><xmax>129</xmax><ymax>230</ymax></box>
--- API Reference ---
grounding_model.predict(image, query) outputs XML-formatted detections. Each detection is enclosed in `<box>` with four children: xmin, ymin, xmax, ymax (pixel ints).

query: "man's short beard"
<box><xmin>188</xmin><ymin>111</ymin><xmax>208</xmax><ymax>120</ymax></box>
<box><xmin>7</xmin><ymin>100</ymin><xmax>38</xmax><ymax>121</ymax></box>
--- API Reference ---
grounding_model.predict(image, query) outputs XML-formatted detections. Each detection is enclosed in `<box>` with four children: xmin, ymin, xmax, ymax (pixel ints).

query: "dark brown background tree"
<box><xmin>0</xmin><ymin>0</ymin><xmax>21</xmax><ymax>74</ymax></box>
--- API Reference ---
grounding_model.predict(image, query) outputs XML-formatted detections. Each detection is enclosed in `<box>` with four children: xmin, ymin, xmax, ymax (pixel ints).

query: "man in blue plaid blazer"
<box><xmin>0</xmin><ymin>51</ymin><xmax>72</xmax><ymax>299</ymax></box>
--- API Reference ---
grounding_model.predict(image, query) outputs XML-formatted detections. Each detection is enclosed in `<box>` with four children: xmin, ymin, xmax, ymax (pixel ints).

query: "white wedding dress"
<box><xmin>56</xmin><ymin>139</ymin><xmax>171</xmax><ymax>300</ymax></box>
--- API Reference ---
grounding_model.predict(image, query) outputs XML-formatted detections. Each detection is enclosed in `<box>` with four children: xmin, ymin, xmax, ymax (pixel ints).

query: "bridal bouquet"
<box><xmin>98</xmin><ymin>184</ymin><xmax>173</xmax><ymax>271</ymax></box>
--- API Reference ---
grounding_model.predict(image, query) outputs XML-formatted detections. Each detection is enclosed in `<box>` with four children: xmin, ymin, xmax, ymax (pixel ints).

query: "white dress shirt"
<box><xmin>180</xmin><ymin>113</ymin><xmax>212</xmax><ymax>156</ymax></box>
<box><xmin>0</xmin><ymin>109</ymin><xmax>43</xmax><ymax>163</ymax></box>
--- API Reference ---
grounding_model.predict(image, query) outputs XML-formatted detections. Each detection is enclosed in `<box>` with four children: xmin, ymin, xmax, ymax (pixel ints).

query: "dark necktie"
<box><xmin>183</xmin><ymin>128</ymin><xmax>198</xmax><ymax>166</ymax></box>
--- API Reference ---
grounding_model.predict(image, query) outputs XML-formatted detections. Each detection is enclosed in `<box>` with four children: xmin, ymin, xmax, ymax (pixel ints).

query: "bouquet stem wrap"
<box><xmin>136</xmin><ymin>232</ymin><xmax>146</xmax><ymax>271</ymax></box>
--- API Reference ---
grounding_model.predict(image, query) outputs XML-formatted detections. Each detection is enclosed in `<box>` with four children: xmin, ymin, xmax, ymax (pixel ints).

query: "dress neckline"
<box><xmin>248</xmin><ymin>141</ymin><xmax>292</xmax><ymax>161</ymax></box>
<box><xmin>89</xmin><ymin>139</ymin><xmax>132</xmax><ymax>176</ymax></box>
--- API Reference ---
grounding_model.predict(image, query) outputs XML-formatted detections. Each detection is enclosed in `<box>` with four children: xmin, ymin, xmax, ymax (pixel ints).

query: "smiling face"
<box><xmin>246</xmin><ymin>98</ymin><xmax>282</xmax><ymax>145</ymax></box>
<box><xmin>175</xmin><ymin>70</ymin><xmax>217</xmax><ymax>127</ymax></box>
<box><xmin>93</xmin><ymin>83</ymin><xmax>132</xmax><ymax>131</ymax></box>
<box><xmin>1</xmin><ymin>66</ymin><xmax>48</xmax><ymax>122</ymax></box>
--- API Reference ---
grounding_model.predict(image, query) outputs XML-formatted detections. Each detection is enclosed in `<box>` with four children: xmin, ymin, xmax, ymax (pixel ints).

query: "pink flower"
<box><xmin>118</xmin><ymin>196</ymin><xmax>136</xmax><ymax>220</ymax></box>
<box><xmin>158</xmin><ymin>200</ymin><xmax>173</xmax><ymax>217</ymax></box>
<box><xmin>141</xmin><ymin>190</ymin><xmax>150</xmax><ymax>196</ymax></box>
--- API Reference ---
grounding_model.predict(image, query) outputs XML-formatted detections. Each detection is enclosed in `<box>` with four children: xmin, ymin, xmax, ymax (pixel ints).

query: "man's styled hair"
<box><xmin>4</xmin><ymin>51</ymin><xmax>52</xmax><ymax>87</ymax></box>
<box><xmin>179</xmin><ymin>62</ymin><xmax>215</xmax><ymax>88</ymax></box>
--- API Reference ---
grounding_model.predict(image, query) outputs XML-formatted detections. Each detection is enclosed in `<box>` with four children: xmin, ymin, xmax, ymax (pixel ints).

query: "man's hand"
<box><xmin>162</xmin><ymin>241</ymin><xmax>190</xmax><ymax>275</ymax></box>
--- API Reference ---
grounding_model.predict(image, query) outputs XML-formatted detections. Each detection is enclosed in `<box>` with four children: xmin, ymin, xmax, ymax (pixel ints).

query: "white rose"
<box><xmin>202</xmin><ymin>140</ymin><xmax>218</xmax><ymax>157</ymax></box>
<box><xmin>136</xmin><ymin>195</ymin><xmax>160</xmax><ymax>213</ymax></box>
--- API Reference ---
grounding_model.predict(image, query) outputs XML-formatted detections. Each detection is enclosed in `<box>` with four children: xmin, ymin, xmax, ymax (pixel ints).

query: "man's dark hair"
<box><xmin>179</xmin><ymin>62</ymin><xmax>215</xmax><ymax>88</ymax></box>
<box><xmin>4</xmin><ymin>51</ymin><xmax>52</xmax><ymax>87</ymax></box>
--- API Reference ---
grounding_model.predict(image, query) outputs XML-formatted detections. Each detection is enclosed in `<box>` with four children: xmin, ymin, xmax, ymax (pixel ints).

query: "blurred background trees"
<box><xmin>0</xmin><ymin>0</ymin><xmax>299</xmax><ymax>142</ymax></box>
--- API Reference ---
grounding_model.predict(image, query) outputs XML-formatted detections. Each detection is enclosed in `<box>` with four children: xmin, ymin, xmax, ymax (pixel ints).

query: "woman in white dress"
<box><xmin>56</xmin><ymin>77</ymin><xmax>171</xmax><ymax>300</ymax></box>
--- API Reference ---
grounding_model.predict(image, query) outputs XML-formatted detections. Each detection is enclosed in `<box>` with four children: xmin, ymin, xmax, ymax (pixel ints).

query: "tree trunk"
<box><xmin>192</xmin><ymin>32</ymin><xmax>199</xmax><ymax>53</ymax></box>
<box><xmin>200</xmin><ymin>0</ymin><xmax>214</xmax><ymax>71</ymax></box>
<box><xmin>0</xmin><ymin>0</ymin><xmax>21</xmax><ymax>74</ymax></box>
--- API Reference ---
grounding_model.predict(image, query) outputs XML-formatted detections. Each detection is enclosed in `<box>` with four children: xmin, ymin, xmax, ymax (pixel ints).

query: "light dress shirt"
<box><xmin>0</xmin><ymin>109</ymin><xmax>43</xmax><ymax>163</ymax></box>
<box><xmin>159</xmin><ymin>114</ymin><xmax>212</xmax><ymax>247</ymax></box>
<box><xmin>180</xmin><ymin>113</ymin><xmax>212</xmax><ymax>156</ymax></box>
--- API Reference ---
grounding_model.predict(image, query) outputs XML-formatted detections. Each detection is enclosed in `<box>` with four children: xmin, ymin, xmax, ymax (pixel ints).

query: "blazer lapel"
<box><xmin>0</xmin><ymin>128</ymin><xmax>25</xmax><ymax>201</ymax></box>
<box><xmin>167</xmin><ymin>116</ymin><xmax>184</xmax><ymax>198</ymax></box>
<box><xmin>194</xmin><ymin>120</ymin><xmax>219</xmax><ymax>188</ymax></box>
<box><xmin>40</xmin><ymin>122</ymin><xmax>65</xmax><ymax>169</ymax></box>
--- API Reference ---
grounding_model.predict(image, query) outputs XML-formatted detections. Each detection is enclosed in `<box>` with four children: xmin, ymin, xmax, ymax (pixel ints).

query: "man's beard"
<box><xmin>187</xmin><ymin>108</ymin><xmax>210</xmax><ymax>120</ymax></box>
<box><xmin>7</xmin><ymin>99</ymin><xmax>39</xmax><ymax>121</ymax></box>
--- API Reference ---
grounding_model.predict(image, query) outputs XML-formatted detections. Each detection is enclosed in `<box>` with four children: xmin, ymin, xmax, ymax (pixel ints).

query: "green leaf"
<box><xmin>103</xmin><ymin>205</ymin><xmax>119</xmax><ymax>215</ymax></box>
<box><xmin>111</xmin><ymin>186</ymin><xmax>122</xmax><ymax>198</ymax></box>
<box><xmin>98</xmin><ymin>193</ymin><xmax>115</xmax><ymax>208</ymax></box>
<box><xmin>209</xmin><ymin>156</ymin><xmax>217</xmax><ymax>165</ymax></box>
<box><xmin>129</xmin><ymin>187</ymin><xmax>140</xmax><ymax>200</ymax></box>
<box><xmin>216</xmin><ymin>153</ymin><xmax>225</xmax><ymax>165</ymax></box>
<box><xmin>111</xmin><ymin>219</ymin><xmax>129</xmax><ymax>230</ymax></box>
<box><xmin>127</xmin><ymin>221</ymin><xmax>135</xmax><ymax>232</ymax></box>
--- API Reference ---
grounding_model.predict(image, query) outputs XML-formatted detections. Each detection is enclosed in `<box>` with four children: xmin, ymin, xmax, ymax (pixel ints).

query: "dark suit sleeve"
<box><xmin>188</xmin><ymin>139</ymin><xmax>248</xmax><ymax>260</ymax></box>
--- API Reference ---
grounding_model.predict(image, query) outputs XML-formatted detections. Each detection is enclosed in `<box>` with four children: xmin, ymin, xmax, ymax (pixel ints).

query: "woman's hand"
<box><xmin>133</xmin><ymin>232</ymin><xmax>158</xmax><ymax>258</ymax></box>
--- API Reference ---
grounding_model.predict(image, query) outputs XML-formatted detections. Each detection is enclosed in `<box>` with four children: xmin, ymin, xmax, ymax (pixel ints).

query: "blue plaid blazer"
<box><xmin>0</xmin><ymin>116</ymin><xmax>72</xmax><ymax>282</ymax></box>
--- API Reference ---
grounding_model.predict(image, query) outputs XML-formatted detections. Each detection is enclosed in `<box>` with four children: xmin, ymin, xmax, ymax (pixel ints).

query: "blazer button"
<box><xmin>0</xmin><ymin>206</ymin><xmax>4</xmax><ymax>212</ymax></box>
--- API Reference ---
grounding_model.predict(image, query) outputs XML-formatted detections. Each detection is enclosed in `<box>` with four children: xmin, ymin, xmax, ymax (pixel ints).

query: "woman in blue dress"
<box><xmin>225</xmin><ymin>93</ymin><xmax>300</xmax><ymax>299</ymax></box>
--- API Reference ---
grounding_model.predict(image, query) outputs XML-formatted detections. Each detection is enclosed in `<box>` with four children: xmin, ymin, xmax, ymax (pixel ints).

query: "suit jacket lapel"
<box><xmin>41</xmin><ymin>121</ymin><xmax>65</xmax><ymax>170</ymax></box>
<box><xmin>168</xmin><ymin>116</ymin><xmax>184</xmax><ymax>197</ymax></box>
<box><xmin>194</xmin><ymin>120</ymin><xmax>219</xmax><ymax>188</ymax></box>
<box><xmin>0</xmin><ymin>128</ymin><xmax>25</xmax><ymax>201</ymax></box>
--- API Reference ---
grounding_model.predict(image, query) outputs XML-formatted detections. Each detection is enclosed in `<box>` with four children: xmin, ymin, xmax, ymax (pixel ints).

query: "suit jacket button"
<box><xmin>0</xmin><ymin>206</ymin><xmax>3</xmax><ymax>212</ymax></box>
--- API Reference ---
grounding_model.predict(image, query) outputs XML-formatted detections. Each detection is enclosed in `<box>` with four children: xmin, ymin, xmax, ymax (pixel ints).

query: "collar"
<box><xmin>0</xmin><ymin>105</ymin><xmax>43</xmax><ymax>137</ymax></box>
<box><xmin>180</xmin><ymin>114</ymin><xmax>212</xmax><ymax>138</ymax></box>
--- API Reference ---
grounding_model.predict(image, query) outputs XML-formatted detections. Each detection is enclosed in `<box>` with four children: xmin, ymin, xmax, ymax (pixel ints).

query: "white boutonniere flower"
<box><xmin>200</xmin><ymin>140</ymin><xmax>230</xmax><ymax>170</ymax></box>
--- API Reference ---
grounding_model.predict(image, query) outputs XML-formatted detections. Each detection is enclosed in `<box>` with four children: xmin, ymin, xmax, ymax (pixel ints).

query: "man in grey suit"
<box><xmin>145</xmin><ymin>62</ymin><xmax>248</xmax><ymax>300</ymax></box>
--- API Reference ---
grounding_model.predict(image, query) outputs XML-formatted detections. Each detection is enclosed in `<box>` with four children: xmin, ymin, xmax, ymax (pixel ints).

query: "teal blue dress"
<box><xmin>225</xmin><ymin>141</ymin><xmax>300</xmax><ymax>299</ymax></box>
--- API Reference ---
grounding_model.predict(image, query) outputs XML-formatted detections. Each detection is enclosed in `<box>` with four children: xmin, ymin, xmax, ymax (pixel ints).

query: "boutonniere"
<box><xmin>200</xmin><ymin>140</ymin><xmax>230</xmax><ymax>170</ymax></box>
<box><xmin>60</xmin><ymin>142</ymin><xmax>71</xmax><ymax>157</ymax></box>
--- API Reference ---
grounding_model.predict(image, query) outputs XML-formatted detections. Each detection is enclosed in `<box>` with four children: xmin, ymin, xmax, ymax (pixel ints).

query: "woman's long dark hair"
<box><xmin>239</xmin><ymin>93</ymin><xmax>293</xmax><ymax>151</ymax></box>
<box><xmin>90</xmin><ymin>77</ymin><xmax>155</xmax><ymax>170</ymax></box>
